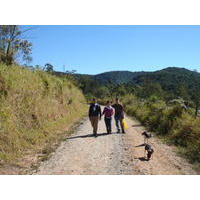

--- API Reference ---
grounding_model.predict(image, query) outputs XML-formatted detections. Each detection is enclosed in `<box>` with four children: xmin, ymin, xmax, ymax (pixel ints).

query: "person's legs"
<box><xmin>104</xmin><ymin>118</ymin><xmax>109</xmax><ymax>133</ymax></box>
<box><xmin>93</xmin><ymin>116</ymin><xmax>99</xmax><ymax>135</ymax></box>
<box><xmin>108</xmin><ymin>118</ymin><xmax>112</xmax><ymax>133</ymax></box>
<box><xmin>90</xmin><ymin>116</ymin><xmax>98</xmax><ymax>135</ymax></box>
<box><xmin>115</xmin><ymin>116</ymin><xmax>120</xmax><ymax>133</ymax></box>
<box><xmin>89</xmin><ymin>117</ymin><xmax>95</xmax><ymax>133</ymax></box>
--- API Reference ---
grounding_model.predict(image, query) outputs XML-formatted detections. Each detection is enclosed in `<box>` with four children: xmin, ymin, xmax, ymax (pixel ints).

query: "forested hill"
<box><xmin>76</xmin><ymin>67</ymin><xmax>200</xmax><ymax>87</ymax></box>
<box><xmin>75</xmin><ymin>71</ymin><xmax>146</xmax><ymax>84</ymax></box>
<box><xmin>75</xmin><ymin>67</ymin><xmax>200</xmax><ymax>101</ymax></box>
<box><xmin>130</xmin><ymin>67</ymin><xmax>200</xmax><ymax>94</ymax></box>
<box><xmin>92</xmin><ymin>71</ymin><xmax>145</xmax><ymax>84</ymax></box>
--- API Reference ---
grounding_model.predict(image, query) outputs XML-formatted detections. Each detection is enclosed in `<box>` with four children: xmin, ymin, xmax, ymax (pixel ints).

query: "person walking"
<box><xmin>112</xmin><ymin>98</ymin><xmax>125</xmax><ymax>133</ymax></box>
<box><xmin>102</xmin><ymin>101</ymin><xmax>114</xmax><ymax>134</ymax></box>
<box><xmin>88</xmin><ymin>98</ymin><xmax>102</xmax><ymax>137</ymax></box>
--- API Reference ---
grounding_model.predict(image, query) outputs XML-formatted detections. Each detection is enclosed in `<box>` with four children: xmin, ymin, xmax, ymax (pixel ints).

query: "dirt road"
<box><xmin>35</xmin><ymin>108</ymin><xmax>196</xmax><ymax>175</ymax></box>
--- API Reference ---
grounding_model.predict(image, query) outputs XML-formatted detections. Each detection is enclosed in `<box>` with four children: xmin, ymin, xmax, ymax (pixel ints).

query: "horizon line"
<box><xmin>53</xmin><ymin>66</ymin><xmax>199</xmax><ymax>76</ymax></box>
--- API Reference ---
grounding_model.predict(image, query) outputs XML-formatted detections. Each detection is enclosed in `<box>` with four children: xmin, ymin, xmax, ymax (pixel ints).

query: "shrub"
<box><xmin>122</xmin><ymin>94</ymin><xmax>200</xmax><ymax>166</ymax></box>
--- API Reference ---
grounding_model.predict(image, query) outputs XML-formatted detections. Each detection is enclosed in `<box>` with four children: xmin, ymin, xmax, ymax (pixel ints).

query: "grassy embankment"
<box><xmin>0</xmin><ymin>64</ymin><xmax>87</xmax><ymax>167</ymax></box>
<box><xmin>122</xmin><ymin>95</ymin><xmax>200</xmax><ymax>172</ymax></box>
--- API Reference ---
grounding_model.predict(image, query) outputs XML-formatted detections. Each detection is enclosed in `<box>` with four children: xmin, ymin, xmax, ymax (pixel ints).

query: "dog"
<box><xmin>144</xmin><ymin>143</ymin><xmax>154</xmax><ymax>160</ymax></box>
<box><xmin>142</xmin><ymin>131</ymin><xmax>152</xmax><ymax>144</ymax></box>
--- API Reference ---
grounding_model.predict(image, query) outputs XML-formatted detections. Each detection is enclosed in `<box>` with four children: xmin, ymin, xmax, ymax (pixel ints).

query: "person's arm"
<box><xmin>111</xmin><ymin>108</ymin><xmax>114</xmax><ymax>116</ymax></box>
<box><xmin>99</xmin><ymin>106</ymin><xmax>102</xmax><ymax>119</ymax></box>
<box><xmin>102</xmin><ymin>107</ymin><xmax>105</xmax><ymax>115</ymax></box>
<box><xmin>121</xmin><ymin>105</ymin><xmax>124</xmax><ymax>118</ymax></box>
<box><xmin>88</xmin><ymin>105</ymin><xmax>92</xmax><ymax>117</ymax></box>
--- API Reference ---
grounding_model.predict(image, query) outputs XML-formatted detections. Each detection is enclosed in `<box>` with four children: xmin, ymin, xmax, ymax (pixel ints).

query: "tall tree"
<box><xmin>44</xmin><ymin>63</ymin><xmax>54</xmax><ymax>72</ymax></box>
<box><xmin>0</xmin><ymin>25</ymin><xmax>32</xmax><ymax>65</ymax></box>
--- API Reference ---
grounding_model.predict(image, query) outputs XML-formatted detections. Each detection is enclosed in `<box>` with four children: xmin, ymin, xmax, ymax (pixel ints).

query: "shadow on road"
<box><xmin>138</xmin><ymin>157</ymin><xmax>149</xmax><ymax>161</ymax></box>
<box><xmin>135</xmin><ymin>143</ymin><xmax>145</xmax><ymax>147</ymax></box>
<box><xmin>67</xmin><ymin>132</ymin><xmax>111</xmax><ymax>140</ymax></box>
<box><xmin>134</xmin><ymin>156</ymin><xmax>149</xmax><ymax>162</ymax></box>
<box><xmin>132</xmin><ymin>124</ymin><xmax>142</xmax><ymax>127</ymax></box>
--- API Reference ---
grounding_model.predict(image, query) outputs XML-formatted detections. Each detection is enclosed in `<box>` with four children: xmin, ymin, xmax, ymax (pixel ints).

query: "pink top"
<box><xmin>103</xmin><ymin>106</ymin><xmax>114</xmax><ymax>118</ymax></box>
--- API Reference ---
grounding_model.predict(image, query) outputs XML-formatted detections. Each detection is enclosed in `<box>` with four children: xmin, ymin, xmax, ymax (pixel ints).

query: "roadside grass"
<box><xmin>0</xmin><ymin>64</ymin><xmax>87</xmax><ymax>169</ymax></box>
<box><xmin>122</xmin><ymin>94</ymin><xmax>200</xmax><ymax>172</ymax></box>
<box><xmin>27</xmin><ymin>116</ymin><xmax>87</xmax><ymax>174</ymax></box>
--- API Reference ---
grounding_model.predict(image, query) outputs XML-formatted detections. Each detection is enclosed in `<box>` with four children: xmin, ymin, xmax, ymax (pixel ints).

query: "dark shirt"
<box><xmin>89</xmin><ymin>103</ymin><xmax>102</xmax><ymax>117</ymax></box>
<box><xmin>112</xmin><ymin>103</ymin><xmax>124</xmax><ymax>117</ymax></box>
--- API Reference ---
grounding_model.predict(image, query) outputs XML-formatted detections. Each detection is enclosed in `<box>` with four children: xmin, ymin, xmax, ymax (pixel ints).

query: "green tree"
<box><xmin>94</xmin><ymin>86</ymin><xmax>110</xmax><ymax>99</ymax></box>
<box><xmin>116</xmin><ymin>85</ymin><xmax>126</xmax><ymax>96</ymax></box>
<box><xmin>175</xmin><ymin>84</ymin><xmax>190</xmax><ymax>100</ymax></box>
<box><xmin>45</xmin><ymin>63</ymin><xmax>54</xmax><ymax>72</ymax></box>
<box><xmin>78</xmin><ymin>76</ymin><xmax>100</xmax><ymax>96</ymax></box>
<box><xmin>137</xmin><ymin>79</ymin><xmax>164</xmax><ymax>99</ymax></box>
<box><xmin>0</xmin><ymin>25</ymin><xmax>32</xmax><ymax>65</ymax></box>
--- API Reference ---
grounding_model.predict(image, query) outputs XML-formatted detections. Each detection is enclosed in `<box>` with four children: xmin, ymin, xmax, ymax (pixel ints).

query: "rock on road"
<box><xmin>35</xmin><ymin>107</ymin><xmax>196</xmax><ymax>175</ymax></box>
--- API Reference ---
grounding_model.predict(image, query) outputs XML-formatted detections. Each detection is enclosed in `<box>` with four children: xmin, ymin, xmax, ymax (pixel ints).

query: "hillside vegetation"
<box><xmin>77</xmin><ymin>67</ymin><xmax>200</xmax><ymax>103</ymax></box>
<box><xmin>122</xmin><ymin>95</ymin><xmax>200</xmax><ymax>171</ymax></box>
<box><xmin>0</xmin><ymin>64</ymin><xmax>87</xmax><ymax>165</ymax></box>
<box><xmin>92</xmin><ymin>71</ymin><xmax>145</xmax><ymax>84</ymax></box>
<box><xmin>131</xmin><ymin>67</ymin><xmax>200</xmax><ymax>100</ymax></box>
<box><xmin>76</xmin><ymin>67</ymin><xmax>200</xmax><ymax>86</ymax></box>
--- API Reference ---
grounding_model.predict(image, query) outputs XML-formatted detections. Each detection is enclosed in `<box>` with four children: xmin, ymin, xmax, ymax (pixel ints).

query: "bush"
<box><xmin>170</xmin><ymin>113</ymin><xmax>200</xmax><ymax>145</ymax></box>
<box><xmin>122</xmin><ymin>94</ymin><xmax>200</xmax><ymax>166</ymax></box>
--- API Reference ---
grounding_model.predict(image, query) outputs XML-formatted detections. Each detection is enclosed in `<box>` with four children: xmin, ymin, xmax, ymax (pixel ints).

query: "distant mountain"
<box><xmin>130</xmin><ymin>67</ymin><xmax>200</xmax><ymax>94</ymax></box>
<box><xmin>74</xmin><ymin>67</ymin><xmax>200</xmax><ymax>99</ymax></box>
<box><xmin>76</xmin><ymin>71</ymin><xmax>145</xmax><ymax>85</ymax></box>
<box><xmin>75</xmin><ymin>67</ymin><xmax>200</xmax><ymax>87</ymax></box>
<box><xmin>93</xmin><ymin>71</ymin><xmax>146</xmax><ymax>84</ymax></box>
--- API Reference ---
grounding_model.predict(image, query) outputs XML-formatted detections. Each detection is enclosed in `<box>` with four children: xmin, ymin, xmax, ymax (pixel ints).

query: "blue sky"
<box><xmin>24</xmin><ymin>25</ymin><xmax>200</xmax><ymax>74</ymax></box>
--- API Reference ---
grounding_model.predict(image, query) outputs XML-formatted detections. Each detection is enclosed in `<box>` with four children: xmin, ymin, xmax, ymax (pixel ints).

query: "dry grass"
<box><xmin>0</xmin><ymin>64</ymin><xmax>87</xmax><ymax>166</ymax></box>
